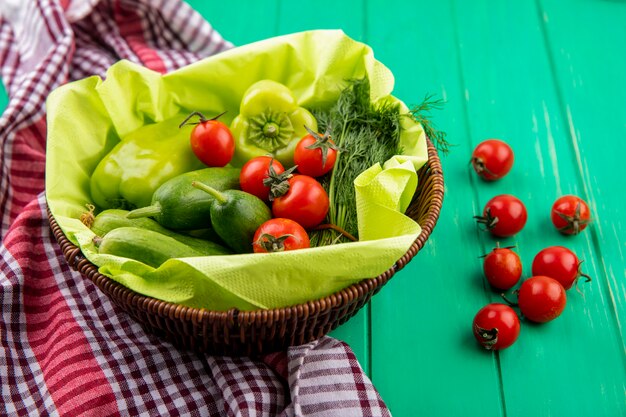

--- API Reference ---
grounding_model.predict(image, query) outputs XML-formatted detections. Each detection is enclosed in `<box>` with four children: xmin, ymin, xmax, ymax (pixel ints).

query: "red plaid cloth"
<box><xmin>0</xmin><ymin>0</ymin><xmax>392</xmax><ymax>416</ymax></box>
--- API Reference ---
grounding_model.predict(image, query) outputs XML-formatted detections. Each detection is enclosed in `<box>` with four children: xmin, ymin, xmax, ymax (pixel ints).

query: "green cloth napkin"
<box><xmin>45</xmin><ymin>30</ymin><xmax>428</xmax><ymax>311</ymax></box>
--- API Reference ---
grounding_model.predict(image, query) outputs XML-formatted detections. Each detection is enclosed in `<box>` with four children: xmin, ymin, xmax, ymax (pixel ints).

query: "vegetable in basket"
<box><xmin>90</xmin><ymin>118</ymin><xmax>204</xmax><ymax>210</ymax></box>
<box><xmin>93</xmin><ymin>227</ymin><xmax>229</xmax><ymax>268</ymax></box>
<box><xmin>89</xmin><ymin>209</ymin><xmax>230</xmax><ymax>254</ymax></box>
<box><xmin>191</xmin><ymin>181</ymin><xmax>272</xmax><ymax>254</ymax></box>
<box><xmin>230</xmin><ymin>80</ymin><xmax>318</xmax><ymax>167</ymax></box>
<box><xmin>126</xmin><ymin>167</ymin><xmax>240</xmax><ymax>230</ymax></box>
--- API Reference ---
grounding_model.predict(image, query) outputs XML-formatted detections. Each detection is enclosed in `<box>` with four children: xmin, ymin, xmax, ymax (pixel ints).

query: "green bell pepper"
<box><xmin>90</xmin><ymin>117</ymin><xmax>204</xmax><ymax>210</ymax></box>
<box><xmin>230</xmin><ymin>80</ymin><xmax>317</xmax><ymax>167</ymax></box>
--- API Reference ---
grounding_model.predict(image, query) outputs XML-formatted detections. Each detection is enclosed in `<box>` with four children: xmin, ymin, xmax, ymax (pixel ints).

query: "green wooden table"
<box><xmin>3</xmin><ymin>0</ymin><xmax>624</xmax><ymax>415</ymax></box>
<box><xmin>192</xmin><ymin>1</ymin><xmax>626</xmax><ymax>415</ymax></box>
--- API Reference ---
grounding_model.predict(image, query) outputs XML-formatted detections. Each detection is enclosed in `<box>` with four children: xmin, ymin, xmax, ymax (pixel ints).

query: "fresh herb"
<box><xmin>408</xmin><ymin>94</ymin><xmax>449</xmax><ymax>155</ymax></box>
<box><xmin>309</xmin><ymin>78</ymin><xmax>403</xmax><ymax>246</ymax></box>
<box><xmin>309</xmin><ymin>78</ymin><xmax>446</xmax><ymax>247</ymax></box>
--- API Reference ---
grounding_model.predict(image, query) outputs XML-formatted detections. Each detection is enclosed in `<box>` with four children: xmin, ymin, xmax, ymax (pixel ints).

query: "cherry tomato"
<box><xmin>253</xmin><ymin>218</ymin><xmax>310</xmax><ymax>253</ymax></box>
<box><xmin>517</xmin><ymin>276</ymin><xmax>567</xmax><ymax>323</ymax></box>
<box><xmin>294</xmin><ymin>126</ymin><xmax>338</xmax><ymax>177</ymax></box>
<box><xmin>475</xmin><ymin>194</ymin><xmax>527</xmax><ymax>237</ymax></box>
<box><xmin>551</xmin><ymin>195</ymin><xmax>591</xmax><ymax>235</ymax></box>
<box><xmin>181</xmin><ymin>111</ymin><xmax>234</xmax><ymax>167</ymax></box>
<box><xmin>272</xmin><ymin>175</ymin><xmax>329</xmax><ymax>229</ymax></box>
<box><xmin>482</xmin><ymin>246</ymin><xmax>522</xmax><ymax>290</ymax></box>
<box><xmin>472</xmin><ymin>303</ymin><xmax>520</xmax><ymax>351</ymax></box>
<box><xmin>531</xmin><ymin>246</ymin><xmax>591</xmax><ymax>290</ymax></box>
<box><xmin>239</xmin><ymin>156</ymin><xmax>285</xmax><ymax>201</ymax></box>
<box><xmin>471</xmin><ymin>139</ymin><xmax>514</xmax><ymax>181</ymax></box>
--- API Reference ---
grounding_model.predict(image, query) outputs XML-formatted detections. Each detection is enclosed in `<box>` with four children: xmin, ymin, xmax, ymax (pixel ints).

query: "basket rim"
<box><xmin>49</xmin><ymin>137</ymin><xmax>444</xmax><ymax>326</ymax></box>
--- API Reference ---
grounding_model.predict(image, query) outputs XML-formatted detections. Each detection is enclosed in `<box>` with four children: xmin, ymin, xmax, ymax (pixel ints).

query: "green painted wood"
<box><xmin>538</xmin><ymin>0</ymin><xmax>626</xmax><ymax>341</ymax></box>
<box><xmin>364</xmin><ymin>1</ymin><xmax>505</xmax><ymax>416</ymax></box>
<box><xmin>2</xmin><ymin>1</ymin><xmax>623</xmax><ymax>415</ymax></box>
<box><xmin>450</xmin><ymin>1</ymin><xmax>626</xmax><ymax>416</ymax></box>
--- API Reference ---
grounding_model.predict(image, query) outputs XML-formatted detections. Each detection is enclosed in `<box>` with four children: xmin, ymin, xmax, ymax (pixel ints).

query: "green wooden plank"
<box><xmin>366</xmin><ymin>1</ymin><xmax>504</xmax><ymax>416</ymax></box>
<box><xmin>187</xmin><ymin>0</ymin><xmax>280</xmax><ymax>46</ymax></box>
<box><xmin>188</xmin><ymin>0</ymin><xmax>371</xmax><ymax>371</ymax></box>
<box><xmin>451</xmin><ymin>1</ymin><xmax>626</xmax><ymax>416</ymax></box>
<box><xmin>538</xmin><ymin>0</ymin><xmax>626</xmax><ymax>340</ymax></box>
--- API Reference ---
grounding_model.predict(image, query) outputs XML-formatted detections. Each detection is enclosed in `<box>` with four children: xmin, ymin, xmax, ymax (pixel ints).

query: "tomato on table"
<box><xmin>482</xmin><ymin>245</ymin><xmax>522</xmax><ymax>290</ymax></box>
<box><xmin>532</xmin><ymin>246</ymin><xmax>591</xmax><ymax>290</ymax></box>
<box><xmin>470</xmin><ymin>139</ymin><xmax>514</xmax><ymax>181</ymax></box>
<box><xmin>517</xmin><ymin>276</ymin><xmax>567</xmax><ymax>323</ymax></box>
<box><xmin>473</xmin><ymin>303</ymin><xmax>521</xmax><ymax>351</ymax></box>
<box><xmin>551</xmin><ymin>195</ymin><xmax>591</xmax><ymax>235</ymax></box>
<box><xmin>475</xmin><ymin>194</ymin><xmax>527</xmax><ymax>237</ymax></box>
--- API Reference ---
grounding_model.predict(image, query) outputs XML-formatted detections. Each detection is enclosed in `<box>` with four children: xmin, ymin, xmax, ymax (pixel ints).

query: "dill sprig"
<box><xmin>409</xmin><ymin>94</ymin><xmax>450</xmax><ymax>155</ymax></box>
<box><xmin>309</xmin><ymin>78</ymin><xmax>447</xmax><ymax>247</ymax></box>
<box><xmin>310</xmin><ymin>78</ymin><xmax>403</xmax><ymax>246</ymax></box>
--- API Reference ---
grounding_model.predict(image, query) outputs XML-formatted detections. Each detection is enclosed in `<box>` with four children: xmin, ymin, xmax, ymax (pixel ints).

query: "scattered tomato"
<box><xmin>470</xmin><ymin>139</ymin><xmax>514</xmax><ymax>181</ymax></box>
<box><xmin>517</xmin><ymin>276</ymin><xmax>567</xmax><ymax>323</ymax></box>
<box><xmin>253</xmin><ymin>218</ymin><xmax>310</xmax><ymax>253</ymax></box>
<box><xmin>180</xmin><ymin>111</ymin><xmax>234</xmax><ymax>167</ymax></box>
<box><xmin>473</xmin><ymin>303</ymin><xmax>521</xmax><ymax>350</ymax></box>
<box><xmin>551</xmin><ymin>195</ymin><xmax>591</xmax><ymax>235</ymax></box>
<box><xmin>294</xmin><ymin>126</ymin><xmax>339</xmax><ymax>177</ymax></box>
<box><xmin>272</xmin><ymin>175</ymin><xmax>329</xmax><ymax>229</ymax></box>
<box><xmin>531</xmin><ymin>246</ymin><xmax>591</xmax><ymax>290</ymax></box>
<box><xmin>475</xmin><ymin>194</ymin><xmax>527</xmax><ymax>237</ymax></box>
<box><xmin>240</xmin><ymin>156</ymin><xmax>285</xmax><ymax>201</ymax></box>
<box><xmin>482</xmin><ymin>246</ymin><xmax>522</xmax><ymax>290</ymax></box>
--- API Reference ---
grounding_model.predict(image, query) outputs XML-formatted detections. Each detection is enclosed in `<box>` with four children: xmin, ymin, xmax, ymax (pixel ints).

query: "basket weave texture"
<box><xmin>49</xmin><ymin>138</ymin><xmax>444</xmax><ymax>356</ymax></box>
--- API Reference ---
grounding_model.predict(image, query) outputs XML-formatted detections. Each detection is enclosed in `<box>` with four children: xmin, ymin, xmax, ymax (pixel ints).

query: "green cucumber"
<box><xmin>93</xmin><ymin>226</ymin><xmax>219</xmax><ymax>268</ymax></box>
<box><xmin>90</xmin><ymin>209</ymin><xmax>230</xmax><ymax>255</ymax></box>
<box><xmin>126</xmin><ymin>167</ymin><xmax>240</xmax><ymax>230</ymax></box>
<box><xmin>192</xmin><ymin>181</ymin><xmax>272</xmax><ymax>254</ymax></box>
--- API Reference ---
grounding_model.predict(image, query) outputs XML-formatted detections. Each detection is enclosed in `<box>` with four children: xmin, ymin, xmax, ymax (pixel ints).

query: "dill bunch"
<box><xmin>309</xmin><ymin>78</ymin><xmax>404</xmax><ymax>246</ymax></box>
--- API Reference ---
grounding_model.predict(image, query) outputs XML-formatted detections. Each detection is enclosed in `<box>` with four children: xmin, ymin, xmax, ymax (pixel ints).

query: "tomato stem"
<box><xmin>500</xmin><ymin>292</ymin><xmax>518</xmax><ymax>307</ymax></box>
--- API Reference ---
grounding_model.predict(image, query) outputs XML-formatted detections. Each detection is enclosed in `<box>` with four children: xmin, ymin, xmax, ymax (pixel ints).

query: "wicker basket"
<box><xmin>49</xmin><ymin>138</ymin><xmax>444</xmax><ymax>356</ymax></box>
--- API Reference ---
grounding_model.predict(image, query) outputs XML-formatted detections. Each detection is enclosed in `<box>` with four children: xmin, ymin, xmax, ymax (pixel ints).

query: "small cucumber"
<box><xmin>126</xmin><ymin>167</ymin><xmax>240</xmax><ymax>230</ymax></box>
<box><xmin>93</xmin><ymin>227</ymin><xmax>219</xmax><ymax>268</ymax></box>
<box><xmin>91</xmin><ymin>209</ymin><xmax>231</xmax><ymax>255</ymax></box>
<box><xmin>192</xmin><ymin>181</ymin><xmax>272</xmax><ymax>254</ymax></box>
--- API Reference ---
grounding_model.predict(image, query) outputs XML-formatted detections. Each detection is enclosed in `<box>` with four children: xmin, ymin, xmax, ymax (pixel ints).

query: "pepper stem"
<box><xmin>191</xmin><ymin>181</ymin><xmax>228</xmax><ymax>204</ymax></box>
<box><xmin>126</xmin><ymin>203</ymin><xmax>162</xmax><ymax>219</ymax></box>
<box><xmin>263</xmin><ymin>122</ymin><xmax>280</xmax><ymax>138</ymax></box>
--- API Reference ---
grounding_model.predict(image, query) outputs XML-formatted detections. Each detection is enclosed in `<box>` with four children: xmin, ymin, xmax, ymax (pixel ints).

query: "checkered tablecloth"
<box><xmin>0</xmin><ymin>1</ymin><xmax>391</xmax><ymax>415</ymax></box>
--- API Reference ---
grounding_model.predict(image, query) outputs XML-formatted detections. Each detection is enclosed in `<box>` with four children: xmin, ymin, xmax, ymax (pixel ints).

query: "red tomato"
<box><xmin>482</xmin><ymin>246</ymin><xmax>522</xmax><ymax>290</ymax></box>
<box><xmin>240</xmin><ymin>156</ymin><xmax>285</xmax><ymax>201</ymax></box>
<box><xmin>181</xmin><ymin>111</ymin><xmax>234</xmax><ymax>167</ymax></box>
<box><xmin>272</xmin><ymin>175</ymin><xmax>329</xmax><ymax>229</ymax></box>
<box><xmin>472</xmin><ymin>303</ymin><xmax>521</xmax><ymax>351</ymax></box>
<box><xmin>471</xmin><ymin>139</ymin><xmax>514</xmax><ymax>181</ymax></box>
<box><xmin>551</xmin><ymin>195</ymin><xmax>591</xmax><ymax>235</ymax></box>
<box><xmin>532</xmin><ymin>246</ymin><xmax>591</xmax><ymax>290</ymax></box>
<box><xmin>253</xmin><ymin>218</ymin><xmax>310</xmax><ymax>253</ymax></box>
<box><xmin>294</xmin><ymin>127</ymin><xmax>338</xmax><ymax>177</ymax></box>
<box><xmin>475</xmin><ymin>194</ymin><xmax>527</xmax><ymax>237</ymax></box>
<box><xmin>517</xmin><ymin>276</ymin><xmax>567</xmax><ymax>323</ymax></box>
